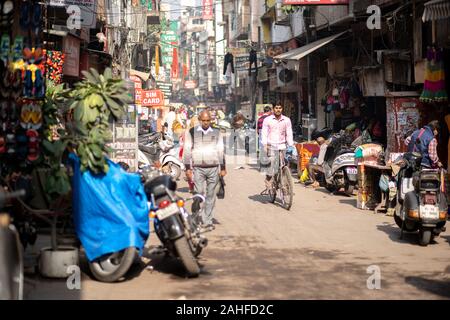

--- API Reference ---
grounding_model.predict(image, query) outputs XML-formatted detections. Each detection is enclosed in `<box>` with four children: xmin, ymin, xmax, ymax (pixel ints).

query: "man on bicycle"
<box><xmin>261</xmin><ymin>102</ymin><xmax>294</xmax><ymax>190</ymax></box>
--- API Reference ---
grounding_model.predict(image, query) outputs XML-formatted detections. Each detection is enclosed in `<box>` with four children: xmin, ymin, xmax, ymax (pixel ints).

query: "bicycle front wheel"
<box><xmin>281</xmin><ymin>166</ymin><xmax>294</xmax><ymax>210</ymax></box>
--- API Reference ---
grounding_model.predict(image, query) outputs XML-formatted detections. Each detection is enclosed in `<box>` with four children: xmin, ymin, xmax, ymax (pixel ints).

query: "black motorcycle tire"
<box><xmin>418</xmin><ymin>228</ymin><xmax>432</xmax><ymax>246</ymax></box>
<box><xmin>325</xmin><ymin>184</ymin><xmax>336</xmax><ymax>193</ymax></box>
<box><xmin>174</xmin><ymin>236</ymin><xmax>200</xmax><ymax>277</ymax></box>
<box><xmin>88</xmin><ymin>247</ymin><xmax>137</xmax><ymax>282</ymax></box>
<box><xmin>344</xmin><ymin>183</ymin><xmax>354</xmax><ymax>196</ymax></box>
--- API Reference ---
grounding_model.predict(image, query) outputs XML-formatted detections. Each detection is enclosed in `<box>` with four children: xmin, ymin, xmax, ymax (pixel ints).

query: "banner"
<box><xmin>282</xmin><ymin>0</ymin><xmax>348</xmax><ymax>4</ymax></box>
<box><xmin>141</xmin><ymin>90</ymin><xmax>164</xmax><ymax>106</ymax></box>
<box><xmin>171</xmin><ymin>48</ymin><xmax>179</xmax><ymax>80</ymax></box>
<box><xmin>63</xmin><ymin>36</ymin><xmax>80</xmax><ymax>77</ymax></box>
<box><xmin>185</xmin><ymin>80</ymin><xmax>197</xmax><ymax>89</ymax></box>
<box><xmin>202</xmin><ymin>0</ymin><xmax>213</xmax><ymax>20</ymax></box>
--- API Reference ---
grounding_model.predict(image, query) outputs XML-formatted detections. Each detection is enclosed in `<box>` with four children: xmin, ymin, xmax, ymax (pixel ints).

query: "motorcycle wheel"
<box><xmin>344</xmin><ymin>183</ymin><xmax>354</xmax><ymax>196</ymax></box>
<box><xmin>174</xmin><ymin>236</ymin><xmax>200</xmax><ymax>277</ymax></box>
<box><xmin>418</xmin><ymin>228</ymin><xmax>432</xmax><ymax>246</ymax></box>
<box><xmin>164</xmin><ymin>163</ymin><xmax>181</xmax><ymax>180</ymax></box>
<box><xmin>88</xmin><ymin>247</ymin><xmax>136</xmax><ymax>282</ymax></box>
<box><xmin>325</xmin><ymin>184</ymin><xmax>336</xmax><ymax>193</ymax></box>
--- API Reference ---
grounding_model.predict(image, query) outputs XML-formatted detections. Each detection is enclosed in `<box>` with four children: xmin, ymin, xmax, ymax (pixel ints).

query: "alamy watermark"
<box><xmin>366</xmin><ymin>5</ymin><xmax>381</xmax><ymax>30</ymax></box>
<box><xmin>366</xmin><ymin>265</ymin><xmax>381</xmax><ymax>290</ymax></box>
<box><xmin>66</xmin><ymin>265</ymin><xmax>81</xmax><ymax>290</ymax></box>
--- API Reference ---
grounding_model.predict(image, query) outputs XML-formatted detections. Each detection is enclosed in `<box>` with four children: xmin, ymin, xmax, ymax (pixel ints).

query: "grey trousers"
<box><xmin>193</xmin><ymin>166</ymin><xmax>220</xmax><ymax>225</ymax></box>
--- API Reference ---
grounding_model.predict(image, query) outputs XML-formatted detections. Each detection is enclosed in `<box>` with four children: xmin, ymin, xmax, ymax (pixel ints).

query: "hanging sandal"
<box><xmin>19</xmin><ymin>0</ymin><xmax>31</xmax><ymax>31</ymax></box>
<box><xmin>26</xmin><ymin>129</ymin><xmax>39</xmax><ymax>161</ymax></box>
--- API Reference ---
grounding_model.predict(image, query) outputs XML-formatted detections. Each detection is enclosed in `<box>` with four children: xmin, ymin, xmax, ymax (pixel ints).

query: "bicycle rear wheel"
<box><xmin>281</xmin><ymin>166</ymin><xmax>294</xmax><ymax>210</ymax></box>
<box><xmin>268</xmin><ymin>175</ymin><xmax>276</xmax><ymax>203</ymax></box>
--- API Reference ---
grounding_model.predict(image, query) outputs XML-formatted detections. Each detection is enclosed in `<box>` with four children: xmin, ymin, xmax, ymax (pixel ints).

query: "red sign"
<box><xmin>184</xmin><ymin>80</ymin><xmax>197</xmax><ymax>89</ymax></box>
<box><xmin>202</xmin><ymin>0</ymin><xmax>213</xmax><ymax>20</ymax></box>
<box><xmin>135</xmin><ymin>88</ymin><xmax>142</xmax><ymax>104</ymax></box>
<box><xmin>130</xmin><ymin>75</ymin><xmax>142</xmax><ymax>89</ymax></box>
<box><xmin>141</xmin><ymin>90</ymin><xmax>164</xmax><ymax>106</ymax></box>
<box><xmin>282</xmin><ymin>0</ymin><xmax>348</xmax><ymax>4</ymax></box>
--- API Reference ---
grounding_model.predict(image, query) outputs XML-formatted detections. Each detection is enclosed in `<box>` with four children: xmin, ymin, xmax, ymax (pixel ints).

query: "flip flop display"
<box><xmin>0</xmin><ymin>0</ymin><xmax>44</xmax><ymax>171</ymax></box>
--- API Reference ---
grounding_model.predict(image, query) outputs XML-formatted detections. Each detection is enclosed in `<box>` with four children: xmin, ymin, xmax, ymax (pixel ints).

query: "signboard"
<box><xmin>107</xmin><ymin>105</ymin><xmax>138</xmax><ymax>171</ymax></box>
<box><xmin>130</xmin><ymin>75</ymin><xmax>142</xmax><ymax>89</ymax></box>
<box><xmin>282</xmin><ymin>0</ymin><xmax>348</xmax><ymax>4</ymax></box>
<box><xmin>135</xmin><ymin>88</ymin><xmax>142</xmax><ymax>104</ymax></box>
<box><xmin>386</xmin><ymin>94</ymin><xmax>421</xmax><ymax>153</ymax></box>
<box><xmin>50</xmin><ymin>0</ymin><xmax>97</xmax><ymax>28</ymax></box>
<box><xmin>185</xmin><ymin>80</ymin><xmax>197</xmax><ymax>89</ymax></box>
<box><xmin>156</xmin><ymin>81</ymin><xmax>173</xmax><ymax>99</ymax></box>
<box><xmin>161</xmin><ymin>33</ymin><xmax>179</xmax><ymax>43</ymax></box>
<box><xmin>63</xmin><ymin>36</ymin><xmax>80</xmax><ymax>77</ymax></box>
<box><xmin>202</xmin><ymin>0</ymin><xmax>213</xmax><ymax>20</ymax></box>
<box><xmin>162</xmin><ymin>56</ymin><xmax>173</xmax><ymax>65</ymax></box>
<box><xmin>142</xmin><ymin>90</ymin><xmax>165</xmax><ymax>106</ymax></box>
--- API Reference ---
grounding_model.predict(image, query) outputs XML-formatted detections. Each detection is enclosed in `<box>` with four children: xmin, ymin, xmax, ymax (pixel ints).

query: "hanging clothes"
<box><xmin>223</xmin><ymin>52</ymin><xmax>234</xmax><ymax>75</ymax></box>
<box><xmin>248</xmin><ymin>49</ymin><xmax>257</xmax><ymax>76</ymax></box>
<box><xmin>420</xmin><ymin>47</ymin><xmax>448</xmax><ymax>103</ymax></box>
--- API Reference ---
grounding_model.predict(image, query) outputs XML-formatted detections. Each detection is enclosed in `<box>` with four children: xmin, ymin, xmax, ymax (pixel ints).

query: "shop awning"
<box><xmin>273</xmin><ymin>31</ymin><xmax>348</xmax><ymax>61</ymax></box>
<box><xmin>129</xmin><ymin>69</ymin><xmax>150</xmax><ymax>82</ymax></box>
<box><xmin>422</xmin><ymin>0</ymin><xmax>450</xmax><ymax>22</ymax></box>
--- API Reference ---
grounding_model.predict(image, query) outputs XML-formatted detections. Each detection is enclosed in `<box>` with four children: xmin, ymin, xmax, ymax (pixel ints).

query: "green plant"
<box><xmin>68</xmin><ymin>67</ymin><xmax>132</xmax><ymax>174</ymax></box>
<box><xmin>281</xmin><ymin>5</ymin><xmax>302</xmax><ymax>14</ymax></box>
<box><xmin>42</xmin><ymin>68</ymin><xmax>131</xmax><ymax>198</ymax></box>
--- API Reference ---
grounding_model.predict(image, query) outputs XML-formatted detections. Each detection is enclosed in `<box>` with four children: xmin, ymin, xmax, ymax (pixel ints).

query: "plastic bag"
<box><xmin>379</xmin><ymin>174</ymin><xmax>390</xmax><ymax>192</ymax></box>
<box><xmin>300</xmin><ymin>168</ymin><xmax>309</xmax><ymax>183</ymax></box>
<box><xmin>69</xmin><ymin>153</ymin><xmax>149</xmax><ymax>262</ymax></box>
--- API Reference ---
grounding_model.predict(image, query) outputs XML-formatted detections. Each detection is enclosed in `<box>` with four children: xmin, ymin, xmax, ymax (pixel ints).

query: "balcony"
<box><xmin>230</xmin><ymin>6</ymin><xmax>251</xmax><ymax>41</ymax></box>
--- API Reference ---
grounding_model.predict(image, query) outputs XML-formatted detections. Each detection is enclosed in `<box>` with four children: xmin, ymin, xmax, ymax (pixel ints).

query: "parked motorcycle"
<box><xmin>138</xmin><ymin>132</ymin><xmax>185</xmax><ymax>180</ymax></box>
<box><xmin>143</xmin><ymin>173</ymin><xmax>207</xmax><ymax>277</ymax></box>
<box><xmin>322</xmin><ymin>131</ymin><xmax>357</xmax><ymax>196</ymax></box>
<box><xmin>0</xmin><ymin>188</ymin><xmax>26</xmax><ymax>300</ymax></box>
<box><xmin>393</xmin><ymin>152</ymin><xmax>448</xmax><ymax>246</ymax></box>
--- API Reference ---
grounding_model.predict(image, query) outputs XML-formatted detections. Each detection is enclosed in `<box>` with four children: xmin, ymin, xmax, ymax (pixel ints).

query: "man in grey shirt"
<box><xmin>183</xmin><ymin>110</ymin><xmax>227</xmax><ymax>230</ymax></box>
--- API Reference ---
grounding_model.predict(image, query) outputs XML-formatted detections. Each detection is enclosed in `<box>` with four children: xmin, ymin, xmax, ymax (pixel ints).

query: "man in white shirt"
<box><xmin>306</xmin><ymin>137</ymin><xmax>328</xmax><ymax>188</ymax></box>
<box><xmin>163</xmin><ymin>106</ymin><xmax>176</xmax><ymax>136</ymax></box>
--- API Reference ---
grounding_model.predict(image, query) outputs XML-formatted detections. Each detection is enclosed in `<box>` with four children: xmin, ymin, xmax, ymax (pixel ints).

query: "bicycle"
<box><xmin>264</xmin><ymin>148</ymin><xmax>294</xmax><ymax>210</ymax></box>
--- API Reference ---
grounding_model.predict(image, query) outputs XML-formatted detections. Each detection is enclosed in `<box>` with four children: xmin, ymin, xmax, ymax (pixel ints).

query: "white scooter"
<box><xmin>138</xmin><ymin>133</ymin><xmax>185</xmax><ymax>180</ymax></box>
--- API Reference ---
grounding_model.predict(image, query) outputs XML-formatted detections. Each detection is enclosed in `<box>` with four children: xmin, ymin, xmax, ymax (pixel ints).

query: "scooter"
<box><xmin>143</xmin><ymin>172</ymin><xmax>207</xmax><ymax>277</ymax></box>
<box><xmin>322</xmin><ymin>131</ymin><xmax>357</xmax><ymax>196</ymax></box>
<box><xmin>139</xmin><ymin>132</ymin><xmax>185</xmax><ymax>180</ymax></box>
<box><xmin>393</xmin><ymin>152</ymin><xmax>448</xmax><ymax>246</ymax></box>
<box><xmin>0</xmin><ymin>188</ymin><xmax>26</xmax><ymax>300</ymax></box>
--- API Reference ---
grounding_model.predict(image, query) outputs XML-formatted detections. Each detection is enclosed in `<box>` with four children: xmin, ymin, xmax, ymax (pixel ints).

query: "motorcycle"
<box><xmin>138</xmin><ymin>132</ymin><xmax>185</xmax><ymax>180</ymax></box>
<box><xmin>0</xmin><ymin>188</ymin><xmax>26</xmax><ymax>300</ymax></box>
<box><xmin>393</xmin><ymin>152</ymin><xmax>448</xmax><ymax>246</ymax></box>
<box><xmin>143</xmin><ymin>172</ymin><xmax>207</xmax><ymax>277</ymax></box>
<box><xmin>322</xmin><ymin>131</ymin><xmax>357</xmax><ymax>196</ymax></box>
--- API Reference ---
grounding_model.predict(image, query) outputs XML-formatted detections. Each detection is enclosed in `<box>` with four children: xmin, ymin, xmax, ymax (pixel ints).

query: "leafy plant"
<box><xmin>68</xmin><ymin>67</ymin><xmax>132</xmax><ymax>174</ymax></box>
<box><xmin>281</xmin><ymin>5</ymin><xmax>302</xmax><ymax>14</ymax></box>
<box><xmin>42</xmin><ymin>68</ymin><xmax>131</xmax><ymax>199</ymax></box>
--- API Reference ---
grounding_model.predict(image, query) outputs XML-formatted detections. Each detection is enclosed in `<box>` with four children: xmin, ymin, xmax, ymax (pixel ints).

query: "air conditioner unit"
<box><xmin>276</xmin><ymin>65</ymin><xmax>297</xmax><ymax>89</ymax></box>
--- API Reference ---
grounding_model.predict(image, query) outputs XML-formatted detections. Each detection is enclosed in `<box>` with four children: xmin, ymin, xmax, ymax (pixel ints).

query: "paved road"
<box><xmin>24</xmin><ymin>154</ymin><xmax>450</xmax><ymax>299</ymax></box>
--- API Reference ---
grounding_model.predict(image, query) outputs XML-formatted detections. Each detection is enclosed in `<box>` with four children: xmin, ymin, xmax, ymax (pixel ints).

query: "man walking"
<box><xmin>257</xmin><ymin>105</ymin><xmax>272</xmax><ymax>154</ymax></box>
<box><xmin>183</xmin><ymin>110</ymin><xmax>226</xmax><ymax>230</ymax></box>
<box><xmin>164</xmin><ymin>106</ymin><xmax>176</xmax><ymax>136</ymax></box>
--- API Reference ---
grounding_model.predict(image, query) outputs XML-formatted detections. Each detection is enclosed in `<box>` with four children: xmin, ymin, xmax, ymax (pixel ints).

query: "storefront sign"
<box><xmin>63</xmin><ymin>36</ymin><xmax>80</xmax><ymax>77</ymax></box>
<box><xmin>135</xmin><ymin>88</ymin><xmax>142</xmax><ymax>104</ymax></box>
<box><xmin>202</xmin><ymin>0</ymin><xmax>213</xmax><ymax>20</ymax></box>
<box><xmin>386</xmin><ymin>94</ymin><xmax>421</xmax><ymax>153</ymax></box>
<box><xmin>141</xmin><ymin>90</ymin><xmax>164</xmax><ymax>106</ymax></box>
<box><xmin>185</xmin><ymin>80</ymin><xmax>197</xmax><ymax>89</ymax></box>
<box><xmin>130</xmin><ymin>75</ymin><xmax>142</xmax><ymax>89</ymax></box>
<box><xmin>49</xmin><ymin>0</ymin><xmax>97</xmax><ymax>28</ymax></box>
<box><xmin>282</xmin><ymin>0</ymin><xmax>349</xmax><ymax>4</ymax></box>
<box><xmin>161</xmin><ymin>33</ymin><xmax>179</xmax><ymax>43</ymax></box>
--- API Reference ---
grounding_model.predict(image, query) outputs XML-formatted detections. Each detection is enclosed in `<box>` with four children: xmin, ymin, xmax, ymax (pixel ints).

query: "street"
<box><xmin>24</xmin><ymin>154</ymin><xmax>450</xmax><ymax>300</ymax></box>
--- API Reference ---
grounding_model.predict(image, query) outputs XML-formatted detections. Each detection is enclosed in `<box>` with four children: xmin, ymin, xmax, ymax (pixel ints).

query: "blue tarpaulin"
<box><xmin>69</xmin><ymin>153</ymin><xmax>149</xmax><ymax>262</ymax></box>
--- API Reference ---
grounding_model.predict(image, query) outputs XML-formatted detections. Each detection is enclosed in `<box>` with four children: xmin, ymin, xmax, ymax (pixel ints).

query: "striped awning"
<box><xmin>422</xmin><ymin>0</ymin><xmax>450</xmax><ymax>22</ymax></box>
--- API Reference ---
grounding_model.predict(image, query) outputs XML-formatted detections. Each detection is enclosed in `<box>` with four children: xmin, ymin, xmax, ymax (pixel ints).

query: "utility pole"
<box><xmin>305</xmin><ymin>7</ymin><xmax>317</xmax><ymax>118</ymax></box>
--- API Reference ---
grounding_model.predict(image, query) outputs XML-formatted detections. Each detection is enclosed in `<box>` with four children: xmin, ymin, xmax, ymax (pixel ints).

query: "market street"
<box><xmin>24</xmin><ymin>154</ymin><xmax>450</xmax><ymax>300</ymax></box>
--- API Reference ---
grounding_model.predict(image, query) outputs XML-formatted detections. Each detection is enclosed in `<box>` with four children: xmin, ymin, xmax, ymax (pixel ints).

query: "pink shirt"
<box><xmin>261</xmin><ymin>115</ymin><xmax>294</xmax><ymax>150</ymax></box>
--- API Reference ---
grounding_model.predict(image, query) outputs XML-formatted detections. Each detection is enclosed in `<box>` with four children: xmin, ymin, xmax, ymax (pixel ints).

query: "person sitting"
<box><xmin>306</xmin><ymin>137</ymin><xmax>328</xmax><ymax>188</ymax></box>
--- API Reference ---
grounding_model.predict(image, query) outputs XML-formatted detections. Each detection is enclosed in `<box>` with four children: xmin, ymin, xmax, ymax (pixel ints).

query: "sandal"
<box><xmin>19</xmin><ymin>0</ymin><xmax>30</xmax><ymax>31</ymax></box>
<box><xmin>26</xmin><ymin>128</ymin><xmax>39</xmax><ymax>161</ymax></box>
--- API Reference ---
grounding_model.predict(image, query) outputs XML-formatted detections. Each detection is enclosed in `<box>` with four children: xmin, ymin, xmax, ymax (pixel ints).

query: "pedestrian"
<box><xmin>183</xmin><ymin>110</ymin><xmax>226</xmax><ymax>230</ymax></box>
<box><xmin>164</xmin><ymin>106</ymin><xmax>176</xmax><ymax>137</ymax></box>
<box><xmin>257</xmin><ymin>105</ymin><xmax>272</xmax><ymax>153</ymax></box>
<box><xmin>405</xmin><ymin>120</ymin><xmax>443</xmax><ymax>168</ymax></box>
